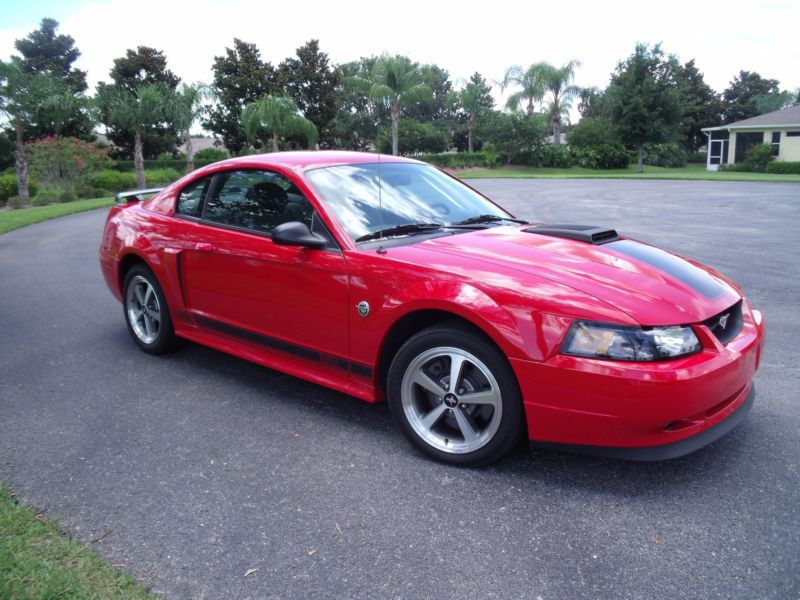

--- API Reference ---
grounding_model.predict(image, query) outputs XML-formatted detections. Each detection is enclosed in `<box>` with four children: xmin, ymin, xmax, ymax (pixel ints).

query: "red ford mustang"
<box><xmin>100</xmin><ymin>151</ymin><xmax>765</xmax><ymax>465</ymax></box>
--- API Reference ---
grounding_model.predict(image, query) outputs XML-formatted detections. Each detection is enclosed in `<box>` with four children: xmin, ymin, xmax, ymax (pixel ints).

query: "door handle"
<box><xmin>195</xmin><ymin>242</ymin><xmax>214</xmax><ymax>252</ymax></box>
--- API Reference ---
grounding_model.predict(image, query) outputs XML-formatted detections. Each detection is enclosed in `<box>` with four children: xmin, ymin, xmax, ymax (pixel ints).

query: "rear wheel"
<box><xmin>387</xmin><ymin>323</ymin><xmax>524</xmax><ymax>465</ymax></box>
<box><xmin>123</xmin><ymin>264</ymin><xmax>176</xmax><ymax>354</ymax></box>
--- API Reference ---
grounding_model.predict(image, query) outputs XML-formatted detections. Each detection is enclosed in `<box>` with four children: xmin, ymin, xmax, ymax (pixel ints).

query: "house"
<box><xmin>702</xmin><ymin>104</ymin><xmax>800</xmax><ymax>171</ymax></box>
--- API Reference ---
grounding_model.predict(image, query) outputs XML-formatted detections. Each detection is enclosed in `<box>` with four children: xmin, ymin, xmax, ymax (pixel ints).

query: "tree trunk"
<box><xmin>272</xmin><ymin>131</ymin><xmax>279</xmax><ymax>152</ymax></box>
<box><xmin>637</xmin><ymin>145</ymin><xmax>644</xmax><ymax>173</ymax></box>
<box><xmin>526</xmin><ymin>97</ymin><xmax>533</xmax><ymax>116</ymax></box>
<box><xmin>185</xmin><ymin>135</ymin><xmax>194</xmax><ymax>172</ymax></box>
<box><xmin>134</xmin><ymin>128</ymin><xmax>146</xmax><ymax>189</ymax></box>
<box><xmin>13</xmin><ymin>123</ymin><xmax>30</xmax><ymax>203</ymax></box>
<box><xmin>553</xmin><ymin>116</ymin><xmax>561</xmax><ymax>145</ymax></box>
<box><xmin>468</xmin><ymin>114</ymin><xmax>475</xmax><ymax>153</ymax></box>
<box><xmin>391</xmin><ymin>101</ymin><xmax>399</xmax><ymax>156</ymax></box>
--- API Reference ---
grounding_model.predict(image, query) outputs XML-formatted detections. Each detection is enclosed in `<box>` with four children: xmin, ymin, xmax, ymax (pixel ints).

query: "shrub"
<box><xmin>744</xmin><ymin>144</ymin><xmax>773</xmax><ymax>172</ymax></box>
<box><xmin>0</xmin><ymin>174</ymin><xmax>38</xmax><ymax>203</ymax></box>
<box><xmin>59</xmin><ymin>190</ymin><xmax>76</xmax><ymax>203</ymax></box>
<box><xmin>194</xmin><ymin>147</ymin><xmax>228</xmax><ymax>162</ymax></box>
<box><xmin>766</xmin><ymin>161</ymin><xmax>800</xmax><ymax>174</ymax></box>
<box><xmin>35</xmin><ymin>186</ymin><xmax>61</xmax><ymax>204</ymax></box>
<box><xmin>538</xmin><ymin>144</ymin><xmax>573</xmax><ymax>168</ymax></box>
<box><xmin>687</xmin><ymin>151</ymin><xmax>707</xmax><ymax>164</ymax></box>
<box><xmin>571</xmin><ymin>144</ymin><xmax>630</xmax><ymax>169</ymax></box>
<box><xmin>378</xmin><ymin>120</ymin><xmax>448</xmax><ymax>155</ymax></box>
<box><xmin>567</xmin><ymin>117</ymin><xmax>617</xmax><ymax>147</ymax></box>
<box><xmin>31</xmin><ymin>195</ymin><xmax>53</xmax><ymax>207</ymax></box>
<box><xmin>7</xmin><ymin>195</ymin><xmax>24</xmax><ymax>209</ymax></box>
<box><xmin>26</xmin><ymin>136</ymin><xmax>113</xmax><ymax>192</ymax></box>
<box><xmin>91</xmin><ymin>170</ymin><xmax>136</xmax><ymax>192</ymax></box>
<box><xmin>642</xmin><ymin>143</ymin><xmax>687</xmax><ymax>167</ymax></box>
<box><xmin>418</xmin><ymin>152</ymin><xmax>487</xmax><ymax>169</ymax></box>
<box><xmin>145</xmin><ymin>168</ymin><xmax>182</xmax><ymax>185</ymax></box>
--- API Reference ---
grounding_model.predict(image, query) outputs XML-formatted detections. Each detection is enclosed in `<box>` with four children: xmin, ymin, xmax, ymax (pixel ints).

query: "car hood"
<box><xmin>413</xmin><ymin>227</ymin><xmax>741</xmax><ymax>326</ymax></box>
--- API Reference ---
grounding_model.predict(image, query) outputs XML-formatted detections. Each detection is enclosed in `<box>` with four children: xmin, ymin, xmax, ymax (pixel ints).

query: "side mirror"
<box><xmin>272</xmin><ymin>221</ymin><xmax>327</xmax><ymax>249</ymax></box>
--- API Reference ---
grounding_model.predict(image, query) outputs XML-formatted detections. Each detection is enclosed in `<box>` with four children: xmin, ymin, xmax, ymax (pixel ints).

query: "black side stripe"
<box><xmin>196</xmin><ymin>316</ymin><xmax>373</xmax><ymax>379</ymax></box>
<box><xmin>175</xmin><ymin>252</ymin><xmax>187</xmax><ymax>304</ymax></box>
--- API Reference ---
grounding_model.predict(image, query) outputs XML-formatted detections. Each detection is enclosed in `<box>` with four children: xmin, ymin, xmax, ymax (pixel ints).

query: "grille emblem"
<box><xmin>718</xmin><ymin>313</ymin><xmax>730</xmax><ymax>330</ymax></box>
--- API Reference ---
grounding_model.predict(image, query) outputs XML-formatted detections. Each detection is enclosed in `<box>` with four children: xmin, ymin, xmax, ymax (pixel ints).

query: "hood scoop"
<box><xmin>525</xmin><ymin>224</ymin><xmax>620</xmax><ymax>245</ymax></box>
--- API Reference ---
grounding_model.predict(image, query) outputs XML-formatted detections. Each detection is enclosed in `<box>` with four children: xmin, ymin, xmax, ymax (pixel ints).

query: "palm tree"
<box><xmin>501</xmin><ymin>63</ymin><xmax>547</xmax><ymax>116</ymax></box>
<box><xmin>174</xmin><ymin>83</ymin><xmax>210</xmax><ymax>171</ymax></box>
<box><xmin>0</xmin><ymin>59</ymin><xmax>88</xmax><ymax>202</ymax></box>
<box><xmin>369</xmin><ymin>55</ymin><xmax>431</xmax><ymax>155</ymax></box>
<box><xmin>540</xmin><ymin>60</ymin><xmax>581</xmax><ymax>144</ymax></box>
<box><xmin>96</xmin><ymin>82</ymin><xmax>175</xmax><ymax>188</ymax></box>
<box><xmin>241</xmin><ymin>94</ymin><xmax>318</xmax><ymax>152</ymax></box>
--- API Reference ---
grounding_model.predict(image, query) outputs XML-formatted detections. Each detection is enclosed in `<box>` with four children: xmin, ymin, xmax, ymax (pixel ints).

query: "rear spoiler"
<box><xmin>115</xmin><ymin>188</ymin><xmax>165</xmax><ymax>204</ymax></box>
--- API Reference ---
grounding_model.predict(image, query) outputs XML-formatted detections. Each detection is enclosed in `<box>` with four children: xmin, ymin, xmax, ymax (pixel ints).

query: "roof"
<box><xmin>196</xmin><ymin>151</ymin><xmax>416</xmax><ymax>173</ymax></box>
<box><xmin>178</xmin><ymin>136</ymin><xmax>227</xmax><ymax>154</ymax></box>
<box><xmin>703</xmin><ymin>104</ymin><xmax>800</xmax><ymax>132</ymax></box>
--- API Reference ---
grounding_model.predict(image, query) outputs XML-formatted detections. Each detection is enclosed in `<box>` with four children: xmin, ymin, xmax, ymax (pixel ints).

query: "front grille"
<box><xmin>703</xmin><ymin>300</ymin><xmax>743</xmax><ymax>345</ymax></box>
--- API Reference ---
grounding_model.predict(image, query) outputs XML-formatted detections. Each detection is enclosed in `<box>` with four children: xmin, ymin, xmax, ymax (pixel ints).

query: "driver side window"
<box><xmin>202</xmin><ymin>170</ymin><xmax>313</xmax><ymax>234</ymax></box>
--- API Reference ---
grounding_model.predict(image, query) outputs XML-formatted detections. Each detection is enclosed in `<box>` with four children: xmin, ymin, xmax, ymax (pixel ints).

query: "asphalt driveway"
<box><xmin>1</xmin><ymin>179</ymin><xmax>798</xmax><ymax>599</ymax></box>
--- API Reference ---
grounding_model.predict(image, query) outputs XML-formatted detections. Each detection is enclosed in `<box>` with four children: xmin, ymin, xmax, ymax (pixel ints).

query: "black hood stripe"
<box><xmin>607</xmin><ymin>240</ymin><xmax>727</xmax><ymax>299</ymax></box>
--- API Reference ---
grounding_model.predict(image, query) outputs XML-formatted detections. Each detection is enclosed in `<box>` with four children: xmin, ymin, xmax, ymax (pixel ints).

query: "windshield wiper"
<box><xmin>455</xmin><ymin>214</ymin><xmax>529</xmax><ymax>225</ymax></box>
<box><xmin>355</xmin><ymin>222</ymin><xmax>443</xmax><ymax>243</ymax></box>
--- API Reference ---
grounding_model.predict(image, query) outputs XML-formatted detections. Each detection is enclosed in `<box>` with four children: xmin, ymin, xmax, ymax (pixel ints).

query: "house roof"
<box><xmin>703</xmin><ymin>104</ymin><xmax>800</xmax><ymax>132</ymax></box>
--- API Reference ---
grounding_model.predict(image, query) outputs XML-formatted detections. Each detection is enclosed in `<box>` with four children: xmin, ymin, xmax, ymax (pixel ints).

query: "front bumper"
<box><xmin>511</xmin><ymin>305</ymin><xmax>765</xmax><ymax>457</ymax></box>
<box><xmin>531</xmin><ymin>383</ymin><xmax>754</xmax><ymax>460</ymax></box>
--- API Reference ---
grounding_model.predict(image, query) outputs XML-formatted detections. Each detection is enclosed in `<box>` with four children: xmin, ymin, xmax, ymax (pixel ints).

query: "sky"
<box><xmin>0</xmin><ymin>0</ymin><xmax>798</xmax><ymax>125</ymax></box>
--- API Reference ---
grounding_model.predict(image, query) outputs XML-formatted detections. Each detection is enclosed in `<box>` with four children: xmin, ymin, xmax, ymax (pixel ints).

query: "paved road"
<box><xmin>1</xmin><ymin>179</ymin><xmax>798</xmax><ymax>599</ymax></box>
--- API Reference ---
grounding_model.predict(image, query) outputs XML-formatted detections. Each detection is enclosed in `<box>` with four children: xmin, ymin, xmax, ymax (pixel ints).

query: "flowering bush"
<box><xmin>26</xmin><ymin>136</ymin><xmax>113</xmax><ymax>196</ymax></box>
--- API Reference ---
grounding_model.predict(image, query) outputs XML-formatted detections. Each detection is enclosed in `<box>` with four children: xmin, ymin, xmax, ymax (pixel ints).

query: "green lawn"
<box><xmin>456</xmin><ymin>163</ymin><xmax>800</xmax><ymax>182</ymax></box>
<box><xmin>0</xmin><ymin>197</ymin><xmax>115</xmax><ymax>234</ymax></box>
<box><xmin>0</xmin><ymin>484</ymin><xmax>156</xmax><ymax>599</ymax></box>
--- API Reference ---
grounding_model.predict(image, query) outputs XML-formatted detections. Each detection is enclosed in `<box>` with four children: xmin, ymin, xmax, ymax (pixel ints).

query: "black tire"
<box><xmin>387</xmin><ymin>321</ymin><xmax>525</xmax><ymax>466</ymax></box>
<box><xmin>122</xmin><ymin>264</ymin><xmax>177</xmax><ymax>354</ymax></box>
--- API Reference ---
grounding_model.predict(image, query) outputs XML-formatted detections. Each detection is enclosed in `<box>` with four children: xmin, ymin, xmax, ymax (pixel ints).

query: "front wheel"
<box><xmin>123</xmin><ymin>264</ymin><xmax>176</xmax><ymax>354</ymax></box>
<box><xmin>387</xmin><ymin>323</ymin><xmax>525</xmax><ymax>466</ymax></box>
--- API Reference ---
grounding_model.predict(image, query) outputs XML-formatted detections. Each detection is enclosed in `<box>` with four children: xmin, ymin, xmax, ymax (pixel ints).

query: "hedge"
<box><xmin>766</xmin><ymin>161</ymin><xmax>800</xmax><ymax>174</ymax></box>
<box><xmin>0</xmin><ymin>174</ymin><xmax>39</xmax><ymax>205</ymax></box>
<box><xmin>416</xmin><ymin>152</ymin><xmax>489</xmax><ymax>168</ymax></box>
<box><xmin>112</xmin><ymin>158</ymin><xmax>222</xmax><ymax>173</ymax></box>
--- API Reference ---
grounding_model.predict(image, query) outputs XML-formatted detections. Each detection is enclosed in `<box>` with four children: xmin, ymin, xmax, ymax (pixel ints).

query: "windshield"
<box><xmin>304</xmin><ymin>162</ymin><xmax>512</xmax><ymax>242</ymax></box>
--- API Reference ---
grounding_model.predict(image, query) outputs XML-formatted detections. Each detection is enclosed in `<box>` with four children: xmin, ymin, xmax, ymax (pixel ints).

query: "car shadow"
<box><xmin>147</xmin><ymin>337</ymin><xmax>761</xmax><ymax>499</ymax></box>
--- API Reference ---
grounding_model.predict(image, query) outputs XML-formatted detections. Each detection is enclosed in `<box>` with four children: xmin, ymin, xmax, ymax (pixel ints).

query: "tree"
<box><xmin>722</xmin><ymin>71</ymin><xmax>781</xmax><ymax>123</ymax></box>
<box><xmin>174</xmin><ymin>83</ymin><xmax>210</xmax><ymax>171</ymax></box>
<box><xmin>368</xmin><ymin>55</ymin><xmax>431</xmax><ymax>155</ymax></box>
<box><xmin>605</xmin><ymin>44</ymin><xmax>683</xmax><ymax>172</ymax></box>
<box><xmin>501</xmin><ymin>63</ymin><xmax>546</xmax><ymax>115</ymax></box>
<box><xmin>476</xmin><ymin>111</ymin><xmax>548</xmax><ymax>164</ymax></box>
<box><xmin>0</xmin><ymin>60</ymin><xmax>89</xmax><ymax>201</ymax></box>
<box><xmin>100</xmin><ymin>47</ymin><xmax>181</xmax><ymax>159</ymax></box>
<box><xmin>279</xmin><ymin>40</ymin><xmax>340</xmax><ymax>148</ymax></box>
<box><xmin>539</xmin><ymin>60</ymin><xmax>581</xmax><ymax>144</ymax></box>
<box><xmin>754</xmin><ymin>90</ymin><xmax>796</xmax><ymax>115</ymax></box>
<box><xmin>14</xmin><ymin>18</ymin><xmax>87</xmax><ymax>92</ymax></box>
<box><xmin>331</xmin><ymin>58</ymin><xmax>381</xmax><ymax>150</ymax></box>
<box><xmin>12</xmin><ymin>18</ymin><xmax>92</xmax><ymax>140</ymax></box>
<box><xmin>674</xmin><ymin>59</ymin><xmax>722</xmax><ymax>151</ymax></box>
<box><xmin>96</xmin><ymin>83</ymin><xmax>178</xmax><ymax>188</ymax></box>
<box><xmin>456</xmin><ymin>72</ymin><xmax>494</xmax><ymax>152</ymax></box>
<box><xmin>204</xmin><ymin>39</ymin><xmax>278</xmax><ymax>154</ymax></box>
<box><xmin>577</xmin><ymin>87</ymin><xmax>605</xmax><ymax>118</ymax></box>
<box><xmin>241</xmin><ymin>95</ymin><xmax>318</xmax><ymax>152</ymax></box>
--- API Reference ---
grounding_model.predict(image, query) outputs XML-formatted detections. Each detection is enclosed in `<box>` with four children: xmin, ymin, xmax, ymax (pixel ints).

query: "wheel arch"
<box><xmin>118</xmin><ymin>252</ymin><xmax>149</xmax><ymax>296</ymax></box>
<box><xmin>375</xmin><ymin>308</ymin><xmax>517</xmax><ymax>398</ymax></box>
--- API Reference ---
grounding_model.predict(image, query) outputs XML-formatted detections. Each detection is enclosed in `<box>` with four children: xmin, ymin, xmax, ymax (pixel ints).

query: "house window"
<box><xmin>771</xmin><ymin>132</ymin><xmax>781</xmax><ymax>156</ymax></box>
<box><xmin>787</xmin><ymin>131</ymin><xmax>800</xmax><ymax>137</ymax></box>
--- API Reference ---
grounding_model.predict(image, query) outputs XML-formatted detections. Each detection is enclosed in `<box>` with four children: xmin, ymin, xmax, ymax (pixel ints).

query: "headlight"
<box><xmin>561</xmin><ymin>321</ymin><xmax>701</xmax><ymax>361</ymax></box>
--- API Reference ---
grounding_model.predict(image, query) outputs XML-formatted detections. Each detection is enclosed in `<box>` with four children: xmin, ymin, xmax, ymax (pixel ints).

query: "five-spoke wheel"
<box><xmin>388</xmin><ymin>323</ymin><xmax>524</xmax><ymax>465</ymax></box>
<box><xmin>123</xmin><ymin>264</ymin><xmax>176</xmax><ymax>354</ymax></box>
